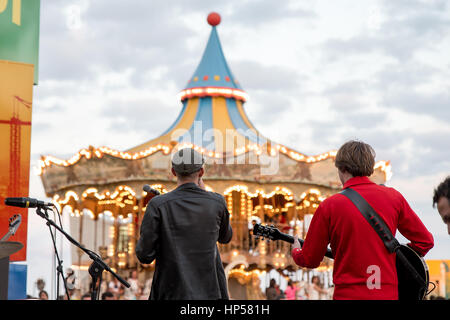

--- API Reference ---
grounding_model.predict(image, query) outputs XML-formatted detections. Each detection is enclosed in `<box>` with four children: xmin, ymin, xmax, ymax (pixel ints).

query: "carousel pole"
<box><xmin>241</xmin><ymin>194</ymin><xmax>244</xmax><ymax>252</ymax></box>
<box><xmin>94</xmin><ymin>210</ymin><xmax>98</xmax><ymax>256</ymax></box>
<box><xmin>78</xmin><ymin>207</ymin><xmax>83</xmax><ymax>279</ymax></box>
<box><xmin>257</xmin><ymin>192</ymin><xmax>267</xmax><ymax>268</ymax></box>
<box><xmin>112</xmin><ymin>209</ymin><xmax>120</xmax><ymax>268</ymax></box>
<box><xmin>102</xmin><ymin>208</ymin><xmax>105</xmax><ymax>248</ymax></box>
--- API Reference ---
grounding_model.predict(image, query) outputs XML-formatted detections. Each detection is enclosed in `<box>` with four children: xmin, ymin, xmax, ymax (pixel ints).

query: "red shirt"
<box><xmin>291</xmin><ymin>176</ymin><xmax>434</xmax><ymax>300</ymax></box>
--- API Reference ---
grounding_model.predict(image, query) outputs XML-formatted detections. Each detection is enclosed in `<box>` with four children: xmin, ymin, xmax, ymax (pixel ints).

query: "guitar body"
<box><xmin>396</xmin><ymin>244</ymin><xmax>429</xmax><ymax>300</ymax></box>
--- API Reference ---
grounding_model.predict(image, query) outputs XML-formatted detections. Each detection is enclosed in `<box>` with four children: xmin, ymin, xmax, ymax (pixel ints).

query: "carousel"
<box><xmin>38</xmin><ymin>13</ymin><xmax>391</xmax><ymax>299</ymax></box>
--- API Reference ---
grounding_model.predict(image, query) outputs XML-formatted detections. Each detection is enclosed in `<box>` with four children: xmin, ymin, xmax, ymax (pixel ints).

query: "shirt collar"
<box><xmin>176</xmin><ymin>182</ymin><xmax>200</xmax><ymax>190</ymax></box>
<box><xmin>343</xmin><ymin>176</ymin><xmax>374</xmax><ymax>189</ymax></box>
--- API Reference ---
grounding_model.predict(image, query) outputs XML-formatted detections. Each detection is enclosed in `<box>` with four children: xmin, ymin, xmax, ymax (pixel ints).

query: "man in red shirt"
<box><xmin>291</xmin><ymin>140</ymin><xmax>434</xmax><ymax>300</ymax></box>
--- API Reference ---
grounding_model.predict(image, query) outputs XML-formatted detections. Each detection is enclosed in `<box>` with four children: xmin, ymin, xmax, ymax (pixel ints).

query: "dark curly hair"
<box><xmin>433</xmin><ymin>176</ymin><xmax>450</xmax><ymax>208</ymax></box>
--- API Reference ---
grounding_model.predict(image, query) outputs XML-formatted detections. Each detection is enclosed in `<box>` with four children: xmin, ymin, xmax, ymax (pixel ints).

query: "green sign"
<box><xmin>0</xmin><ymin>0</ymin><xmax>40</xmax><ymax>84</ymax></box>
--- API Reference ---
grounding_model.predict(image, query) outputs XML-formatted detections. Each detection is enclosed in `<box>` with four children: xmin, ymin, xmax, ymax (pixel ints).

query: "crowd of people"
<box><xmin>34</xmin><ymin>273</ymin><xmax>334</xmax><ymax>300</ymax></box>
<box><xmin>33</xmin><ymin>270</ymin><xmax>152</xmax><ymax>300</ymax></box>
<box><xmin>265</xmin><ymin>276</ymin><xmax>333</xmax><ymax>300</ymax></box>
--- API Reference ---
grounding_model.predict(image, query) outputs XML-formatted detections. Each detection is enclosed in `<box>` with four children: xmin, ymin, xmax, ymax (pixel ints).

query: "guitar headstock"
<box><xmin>253</xmin><ymin>223</ymin><xmax>282</xmax><ymax>241</ymax></box>
<box><xmin>8</xmin><ymin>214</ymin><xmax>22</xmax><ymax>236</ymax></box>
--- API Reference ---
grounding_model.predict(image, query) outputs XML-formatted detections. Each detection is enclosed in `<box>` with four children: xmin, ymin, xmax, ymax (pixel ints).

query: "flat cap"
<box><xmin>171</xmin><ymin>148</ymin><xmax>205</xmax><ymax>175</ymax></box>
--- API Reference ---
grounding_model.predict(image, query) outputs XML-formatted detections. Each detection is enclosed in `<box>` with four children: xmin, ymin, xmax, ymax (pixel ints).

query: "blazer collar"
<box><xmin>175</xmin><ymin>182</ymin><xmax>200</xmax><ymax>191</ymax></box>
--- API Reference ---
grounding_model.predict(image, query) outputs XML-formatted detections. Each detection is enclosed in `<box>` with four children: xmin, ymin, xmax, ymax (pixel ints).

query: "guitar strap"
<box><xmin>340</xmin><ymin>188</ymin><xmax>426</xmax><ymax>289</ymax></box>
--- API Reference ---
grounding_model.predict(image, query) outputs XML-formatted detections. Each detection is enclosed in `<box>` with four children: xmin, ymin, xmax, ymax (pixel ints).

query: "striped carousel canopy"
<box><xmin>128</xmin><ymin>12</ymin><xmax>268</xmax><ymax>157</ymax></box>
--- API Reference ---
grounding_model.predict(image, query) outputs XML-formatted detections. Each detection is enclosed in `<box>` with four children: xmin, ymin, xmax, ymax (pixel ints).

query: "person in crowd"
<box><xmin>81</xmin><ymin>293</ymin><xmax>91</xmax><ymax>300</ymax></box>
<box><xmin>142</xmin><ymin>277</ymin><xmax>152</xmax><ymax>298</ymax></box>
<box><xmin>327</xmin><ymin>284</ymin><xmax>335</xmax><ymax>300</ymax></box>
<box><xmin>271</xmin><ymin>214</ymin><xmax>281</xmax><ymax>226</ymax></box>
<box><xmin>117</xmin><ymin>286</ymin><xmax>127</xmax><ymax>300</ymax></box>
<box><xmin>136</xmin><ymin>148</ymin><xmax>233</xmax><ymax>300</ymax></box>
<box><xmin>248</xmin><ymin>219</ymin><xmax>259</xmax><ymax>252</ymax></box>
<box><xmin>275</xmin><ymin>283</ymin><xmax>285</xmax><ymax>299</ymax></box>
<box><xmin>307</xmin><ymin>276</ymin><xmax>328</xmax><ymax>300</ymax></box>
<box><xmin>101</xmin><ymin>291</ymin><xmax>116</xmax><ymax>300</ymax></box>
<box><xmin>295</xmin><ymin>281</ymin><xmax>308</xmax><ymax>300</ymax></box>
<box><xmin>265</xmin><ymin>278</ymin><xmax>279</xmax><ymax>300</ymax></box>
<box><xmin>65</xmin><ymin>268</ymin><xmax>76</xmax><ymax>290</ymax></box>
<box><xmin>136</xmin><ymin>286</ymin><xmax>147</xmax><ymax>300</ymax></box>
<box><xmin>291</xmin><ymin>140</ymin><xmax>434</xmax><ymax>300</ymax></box>
<box><xmin>63</xmin><ymin>288</ymin><xmax>80</xmax><ymax>300</ymax></box>
<box><xmin>64</xmin><ymin>268</ymin><xmax>79</xmax><ymax>300</ymax></box>
<box><xmin>129</xmin><ymin>270</ymin><xmax>139</xmax><ymax>289</ymax></box>
<box><xmin>98</xmin><ymin>277</ymin><xmax>109</xmax><ymax>298</ymax></box>
<box><xmin>38</xmin><ymin>290</ymin><xmax>48</xmax><ymax>300</ymax></box>
<box><xmin>433</xmin><ymin>176</ymin><xmax>450</xmax><ymax>235</ymax></box>
<box><xmin>246</xmin><ymin>272</ymin><xmax>266</xmax><ymax>300</ymax></box>
<box><xmin>284</xmin><ymin>279</ymin><xmax>299</xmax><ymax>300</ymax></box>
<box><xmin>124</xmin><ymin>270</ymin><xmax>139</xmax><ymax>300</ymax></box>
<box><xmin>108</xmin><ymin>277</ymin><xmax>120</xmax><ymax>297</ymax></box>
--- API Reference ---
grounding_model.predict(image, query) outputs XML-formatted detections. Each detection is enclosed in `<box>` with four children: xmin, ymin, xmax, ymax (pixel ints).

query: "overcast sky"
<box><xmin>24</xmin><ymin>0</ymin><xmax>449</xmax><ymax>297</ymax></box>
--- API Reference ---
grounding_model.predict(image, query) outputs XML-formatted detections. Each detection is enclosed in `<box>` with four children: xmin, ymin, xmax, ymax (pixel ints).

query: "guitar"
<box><xmin>253</xmin><ymin>223</ymin><xmax>431</xmax><ymax>300</ymax></box>
<box><xmin>1</xmin><ymin>214</ymin><xmax>22</xmax><ymax>242</ymax></box>
<box><xmin>253</xmin><ymin>223</ymin><xmax>334</xmax><ymax>259</ymax></box>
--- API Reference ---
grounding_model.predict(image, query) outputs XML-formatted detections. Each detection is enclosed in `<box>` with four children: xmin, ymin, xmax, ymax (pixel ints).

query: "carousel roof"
<box><xmin>183</xmin><ymin>15</ymin><xmax>243</xmax><ymax>92</ymax></box>
<box><xmin>127</xmin><ymin>12</ymin><xmax>266</xmax><ymax>156</ymax></box>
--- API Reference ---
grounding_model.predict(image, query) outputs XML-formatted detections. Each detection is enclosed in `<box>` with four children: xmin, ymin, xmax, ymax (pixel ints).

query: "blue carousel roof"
<box><xmin>128</xmin><ymin>12</ymin><xmax>268</xmax><ymax>156</ymax></box>
<box><xmin>184</xmin><ymin>26</ymin><xmax>243</xmax><ymax>91</ymax></box>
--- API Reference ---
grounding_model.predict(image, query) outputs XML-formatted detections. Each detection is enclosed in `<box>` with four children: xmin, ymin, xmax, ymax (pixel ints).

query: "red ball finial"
<box><xmin>207</xmin><ymin>12</ymin><xmax>221</xmax><ymax>26</ymax></box>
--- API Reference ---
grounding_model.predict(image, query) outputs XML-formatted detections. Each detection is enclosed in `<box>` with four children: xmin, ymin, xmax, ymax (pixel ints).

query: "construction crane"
<box><xmin>0</xmin><ymin>95</ymin><xmax>31</xmax><ymax>196</ymax></box>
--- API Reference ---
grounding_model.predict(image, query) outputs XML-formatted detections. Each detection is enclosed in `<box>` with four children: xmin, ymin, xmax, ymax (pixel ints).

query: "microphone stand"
<box><xmin>35</xmin><ymin>206</ymin><xmax>130</xmax><ymax>300</ymax></box>
<box><xmin>38</xmin><ymin>206</ymin><xmax>70</xmax><ymax>300</ymax></box>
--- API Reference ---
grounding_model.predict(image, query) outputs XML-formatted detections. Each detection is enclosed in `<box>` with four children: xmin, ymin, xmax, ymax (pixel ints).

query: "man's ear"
<box><xmin>171</xmin><ymin>168</ymin><xmax>177</xmax><ymax>177</ymax></box>
<box><xmin>198</xmin><ymin>167</ymin><xmax>205</xmax><ymax>178</ymax></box>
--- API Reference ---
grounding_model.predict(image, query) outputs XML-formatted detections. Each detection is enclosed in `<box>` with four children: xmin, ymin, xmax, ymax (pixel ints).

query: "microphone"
<box><xmin>143</xmin><ymin>185</ymin><xmax>160</xmax><ymax>196</ymax></box>
<box><xmin>5</xmin><ymin>197</ymin><xmax>54</xmax><ymax>208</ymax></box>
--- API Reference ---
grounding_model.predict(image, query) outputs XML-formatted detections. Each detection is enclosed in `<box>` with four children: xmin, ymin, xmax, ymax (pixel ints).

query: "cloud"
<box><xmin>38</xmin><ymin>0</ymin><xmax>197</xmax><ymax>84</ymax></box>
<box><xmin>226</xmin><ymin>0</ymin><xmax>316</xmax><ymax>27</ymax></box>
<box><xmin>321</xmin><ymin>0</ymin><xmax>450</xmax><ymax>62</ymax></box>
<box><xmin>101</xmin><ymin>95</ymin><xmax>181</xmax><ymax>136</ymax></box>
<box><xmin>374</xmin><ymin>61</ymin><xmax>440</xmax><ymax>89</ymax></box>
<box><xmin>382</xmin><ymin>90</ymin><xmax>450</xmax><ymax>122</ymax></box>
<box><xmin>232</xmin><ymin>60</ymin><xmax>307</xmax><ymax>92</ymax></box>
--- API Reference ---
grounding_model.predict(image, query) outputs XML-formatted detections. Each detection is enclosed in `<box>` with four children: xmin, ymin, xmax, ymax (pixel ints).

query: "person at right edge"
<box><xmin>433</xmin><ymin>176</ymin><xmax>450</xmax><ymax>235</ymax></box>
<box><xmin>135</xmin><ymin>148</ymin><xmax>232</xmax><ymax>300</ymax></box>
<box><xmin>291</xmin><ymin>140</ymin><xmax>434</xmax><ymax>300</ymax></box>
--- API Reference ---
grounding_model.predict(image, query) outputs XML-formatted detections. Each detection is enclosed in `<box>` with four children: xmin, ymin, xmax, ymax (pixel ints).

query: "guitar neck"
<box><xmin>276</xmin><ymin>232</ymin><xmax>334</xmax><ymax>260</ymax></box>
<box><xmin>1</xmin><ymin>231</ymin><xmax>12</xmax><ymax>242</ymax></box>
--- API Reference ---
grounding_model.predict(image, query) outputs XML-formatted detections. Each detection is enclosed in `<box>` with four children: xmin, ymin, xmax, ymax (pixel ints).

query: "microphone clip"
<box><xmin>36</xmin><ymin>206</ymin><xmax>50</xmax><ymax>219</ymax></box>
